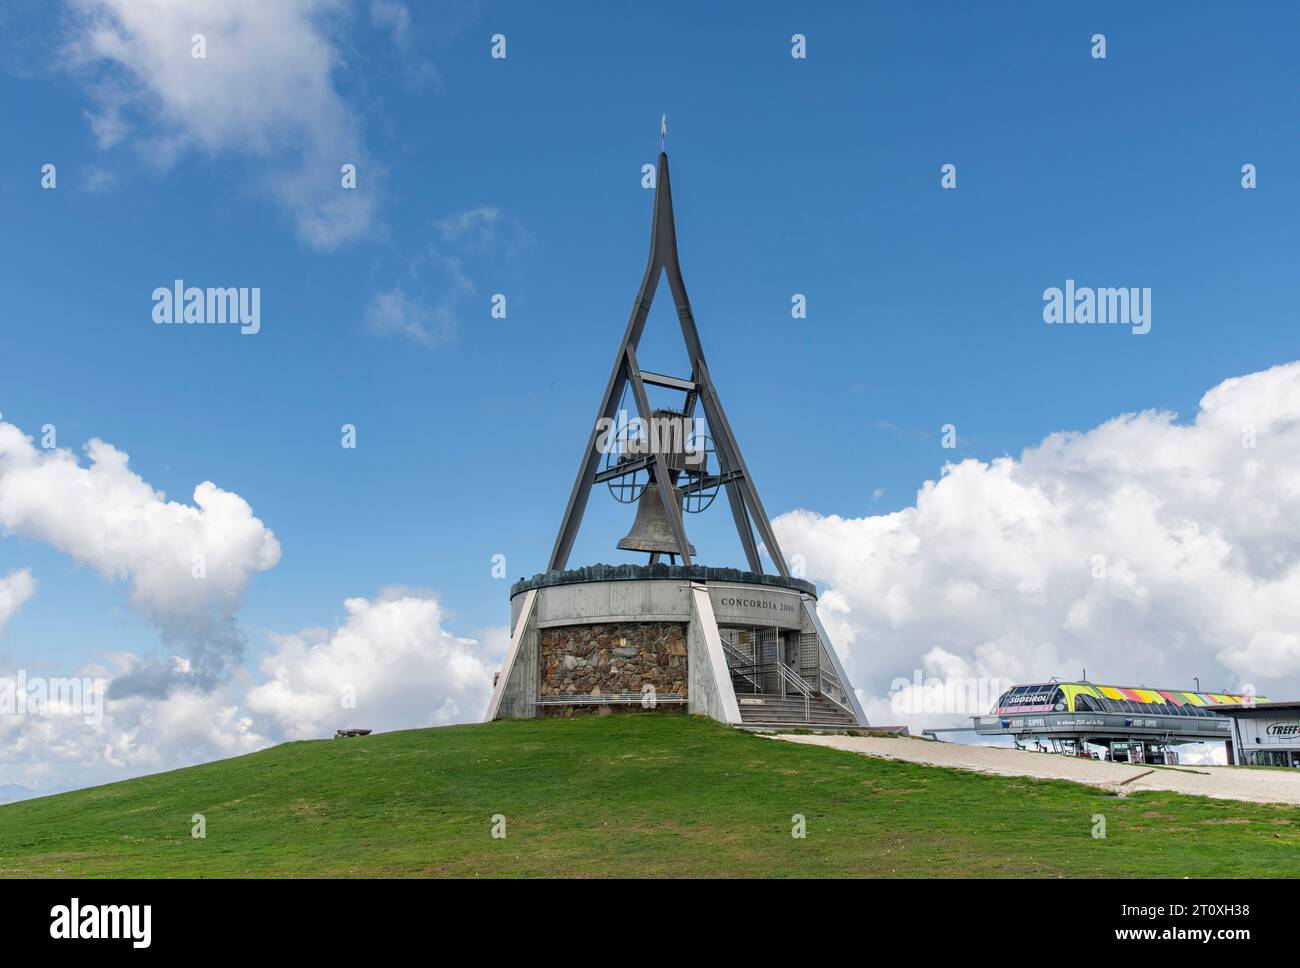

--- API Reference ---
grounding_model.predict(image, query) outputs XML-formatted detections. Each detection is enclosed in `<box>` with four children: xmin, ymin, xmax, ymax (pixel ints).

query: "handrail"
<box><xmin>721</xmin><ymin>640</ymin><xmax>755</xmax><ymax>666</ymax></box>
<box><xmin>816</xmin><ymin>667</ymin><xmax>841</xmax><ymax>695</ymax></box>
<box><xmin>775</xmin><ymin>662</ymin><xmax>812</xmax><ymax>697</ymax></box>
<box><xmin>814</xmin><ymin>664</ymin><xmax>855</xmax><ymax>714</ymax></box>
<box><xmin>725</xmin><ymin>647</ymin><xmax>765</xmax><ymax>693</ymax></box>
<box><xmin>725</xmin><ymin>644</ymin><xmax>856</xmax><ymax>722</ymax></box>
<box><xmin>816</xmin><ymin>675</ymin><xmax>858</xmax><ymax>720</ymax></box>
<box><xmin>722</xmin><ymin>641</ymin><xmax>767</xmax><ymax>694</ymax></box>
<box><xmin>536</xmin><ymin>693</ymin><xmax>687</xmax><ymax>705</ymax></box>
<box><xmin>772</xmin><ymin>662</ymin><xmax>811</xmax><ymax>720</ymax></box>
<box><xmin>729</xmin><ymin>660</ymin><xmax>801</xmax><ymax>689</ymax></box>
<box><xmin>818</xmin><ymin>664</ymin><xmax>843</xmax><ymax>692</ymax></box>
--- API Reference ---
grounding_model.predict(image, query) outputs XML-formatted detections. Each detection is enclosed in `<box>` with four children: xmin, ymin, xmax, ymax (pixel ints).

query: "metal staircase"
<box><xmin>722</xmin><ymin>640</ymin><xmax>860</xmax><ymax>730</ymax></box>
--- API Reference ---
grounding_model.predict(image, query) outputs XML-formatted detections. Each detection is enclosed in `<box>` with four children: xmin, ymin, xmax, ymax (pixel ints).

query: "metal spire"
<box><xmin>546</xmin><ymin>149</ymin><xmax>790</xmax><ymax>578</ymax></box>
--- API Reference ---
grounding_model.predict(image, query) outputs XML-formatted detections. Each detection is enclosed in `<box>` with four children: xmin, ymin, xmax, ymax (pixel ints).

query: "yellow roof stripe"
<box><xmin>1060</xmin><ymin>685</ymin><xmax>1100</xmax><ymax>711</ymax></box>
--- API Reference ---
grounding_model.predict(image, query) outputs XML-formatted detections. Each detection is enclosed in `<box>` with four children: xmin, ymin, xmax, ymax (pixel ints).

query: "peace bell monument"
<box><xmin>485</xmin><ymin>140</ymin><xmax>867</xmax><ymax>730</ymax></box>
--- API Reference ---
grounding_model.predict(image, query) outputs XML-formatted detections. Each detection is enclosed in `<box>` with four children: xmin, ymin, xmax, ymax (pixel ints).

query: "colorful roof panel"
<box><xmin>1002</xmin><ymin>682</ymin><xmax>1263</xmax><ymax>714</ymax></box>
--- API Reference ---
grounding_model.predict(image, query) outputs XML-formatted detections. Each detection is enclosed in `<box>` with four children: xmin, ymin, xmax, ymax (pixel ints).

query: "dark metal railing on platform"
<box><xmin>536</xmin><ymin>693</ymin><xmax>687</xmax><ymax>705</ymax></box>
<box><xmin>728</xmin><ymin>661</ymin><xmax>811</xmax><ymax>720</ymax></box>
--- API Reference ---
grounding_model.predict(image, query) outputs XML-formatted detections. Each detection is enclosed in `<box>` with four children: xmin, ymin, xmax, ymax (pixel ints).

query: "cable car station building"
<box><xmin>484</xmin><ymin>147</ymin><xmax>867</xmax><ymax>732</ymax></box>
<box><xmin>1205</xmin><ymin>700</ymin><xmax>1300</xmax><ymax>767</ymax></box>
<box><xmin>973</xmin><ymin>681</ymin><xmax>1260</xmax><ymax>764</ymax></box>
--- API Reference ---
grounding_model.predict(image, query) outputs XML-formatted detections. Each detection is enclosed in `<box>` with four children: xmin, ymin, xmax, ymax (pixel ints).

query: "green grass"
<box><xmin>1</xmin><ymin>715</ymin><xmax>1297</xmax><ymax>877</ymax></box>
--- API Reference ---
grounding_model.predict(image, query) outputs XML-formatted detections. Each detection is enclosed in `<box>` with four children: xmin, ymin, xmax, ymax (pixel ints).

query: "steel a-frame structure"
<box><xmin>548</xmin><ymin>151</ymin><xmax>789</xmax><ymax>576</ymax></box>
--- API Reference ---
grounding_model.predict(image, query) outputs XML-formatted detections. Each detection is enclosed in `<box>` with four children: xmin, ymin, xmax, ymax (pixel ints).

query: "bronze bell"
<box><xmin>617</xmin><ymin>484</ymin><xmax>696</xmax><ymax>556</ymax></box>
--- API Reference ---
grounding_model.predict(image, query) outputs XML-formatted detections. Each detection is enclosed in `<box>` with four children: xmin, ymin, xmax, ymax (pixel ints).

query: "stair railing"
<box><xmin>729</xmin><ymin>663</ymin><xmax>765</xmax><ymax>695</ymax></box>
<box><xmin>722</xmin><ymin>641</ymin><xmax>766</xmax><ymax>694</ymax></box>
<box><xmin>774</xmin><ymin>662</ymin><xmax>812</xmax><ymax>722</ymax></box>
<box><xmin>813</xmin><ymin>666</ymin><xmax>859</xmax><ymax>722</ymax></box>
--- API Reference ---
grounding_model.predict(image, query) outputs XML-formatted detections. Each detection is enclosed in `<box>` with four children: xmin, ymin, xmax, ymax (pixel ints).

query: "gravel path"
<box><xmin>774</xmin><ymin>734</ymin><xmax>1300</xmax><ymax>806</ymax></box>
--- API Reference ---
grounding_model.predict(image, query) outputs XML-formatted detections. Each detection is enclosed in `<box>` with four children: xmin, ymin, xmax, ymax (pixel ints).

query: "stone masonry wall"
<box><xmin>539</xmin><ymin>621</ymin><xmax>688</xmax><ymax>699</ymax></box>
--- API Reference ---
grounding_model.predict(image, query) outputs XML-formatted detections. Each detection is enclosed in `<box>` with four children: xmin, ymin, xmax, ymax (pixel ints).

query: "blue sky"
<box><xmin>3</xmin><ymin>1</ymin><xmax>1300</xmax><ymax>787</ymax></box>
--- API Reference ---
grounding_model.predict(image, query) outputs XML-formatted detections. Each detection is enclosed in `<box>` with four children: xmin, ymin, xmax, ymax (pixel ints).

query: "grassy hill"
<box><xmin>1</xmin><ymin>714</ymin><xmax>1297</xmax><ymax>877</ymax></box>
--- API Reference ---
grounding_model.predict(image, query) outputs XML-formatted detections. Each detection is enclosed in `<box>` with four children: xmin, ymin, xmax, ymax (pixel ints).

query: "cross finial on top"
<box><xmin>660</xmin><ymin>113</ymin><xmax>667</xmax><ymax>151</ymax></box>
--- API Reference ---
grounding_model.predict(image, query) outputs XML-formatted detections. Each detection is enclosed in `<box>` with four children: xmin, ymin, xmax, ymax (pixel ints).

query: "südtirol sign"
<box><xmin>709</xmin><ymin>585</ymin><xmax>803</xmax><ymax>629</ymax></box>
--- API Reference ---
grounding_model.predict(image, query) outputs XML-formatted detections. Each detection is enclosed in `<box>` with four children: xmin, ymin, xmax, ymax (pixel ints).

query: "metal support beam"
<box><xmin>640</xmin><ymin>370</ymin><xmax>696</xmax><ymax>392</ymax></box>
<box><xmin>546</xmin><ymin>287</ymin><xmax>660</xmax><ymax>572</ymax></box>
<box><xmin>695</xmin><ymin>359</ymin><xmax>788</xmax><ymax>577</ymax></box>
<box><xmin>593</xmin><ymin>454</ymin><xmax>654</xmax><ymax>484</ymax></box>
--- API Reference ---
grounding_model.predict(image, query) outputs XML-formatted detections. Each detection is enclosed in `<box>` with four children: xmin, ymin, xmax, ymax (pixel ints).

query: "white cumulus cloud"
<box><xmin>245</xmin><ymin>588</ymin><xmax>500</xmax><ymax>739</ymax></box>
<box><xmin>0</xmin><ymin>589</ymin><xmax>505</xmax><ymax>793</ymax></box>
<box><xmin>0</xmin><ymin>662</ymin><xmax>267</xmax><ymax>795</ymax></box>
<box><xmin>0</xmin><ymin>419</ymin><xmax>280</xmax><ymax>693</ymax></box>
<box><xmin>0</xmin><ymin>568</ymin><xmax>36</xmax><ymax>638</ymax></box>
<box><xmin>64</xmin><ymin>0</ymin><xmax>380</xmax><ymax>248</ymax></box>
<box><xmin>774</xmin><ymin>361</ymin><xmax>1300</xmax><ymax>732</ymax></box>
